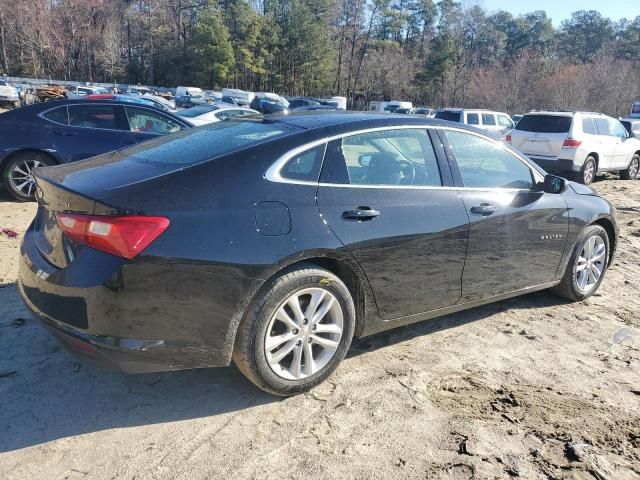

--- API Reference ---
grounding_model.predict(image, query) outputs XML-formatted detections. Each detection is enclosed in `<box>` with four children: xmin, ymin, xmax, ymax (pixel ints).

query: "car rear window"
<box><xmin>435</xmin><ymin>111</ymin><xmax>461</xmax><ymax>122</ymax></box>
<box><xmin>515</xmin><ymin>115</ymin><xmax>572</xmax><ymax>133</ymax></box>
<box><xmin>124</xmin><ymin>120</ymin><xmax>301</xmax><ymax>165</ymax></box>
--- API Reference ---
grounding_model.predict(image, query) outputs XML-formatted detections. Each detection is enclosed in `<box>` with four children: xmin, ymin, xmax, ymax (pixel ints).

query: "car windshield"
<box><xmin>178</xmin><ymin>105</ymin><xmax>219</xmax><ymax>118</ymax></box>
<box><xmin>435</xmin><ymin>111</ymin><xmax>461</xmax><ymax>122</ymax></box>
<box><xmin>0</xmin><ymin>80</ymin><xmax>7</xmax><ymax>86</ymax></box>
<box><xmin>515</xmin><ymin>115</ymin><xmax>572</xmax><ymax>133</ymax></box>
<box><xmin>122</xmin><ymin>120</ymin><xmax>302</xmax><ymax>165</ymax></box>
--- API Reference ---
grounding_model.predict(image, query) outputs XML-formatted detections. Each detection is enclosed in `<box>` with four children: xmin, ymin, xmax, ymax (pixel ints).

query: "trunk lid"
<box><xmin>32</xmin><ymin>142</ymin><xmax>185</xmax><ymax>268</ymax></box>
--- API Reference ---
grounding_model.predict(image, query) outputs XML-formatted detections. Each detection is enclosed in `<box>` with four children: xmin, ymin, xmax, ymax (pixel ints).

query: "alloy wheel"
<box><xmin>630</xmin><ymin>157</ymin><xmax>639</xmax><ymax>179</ymax></box>
<box><xmin>9</xmin><ymin>158</ymin><xmax>43</xmax><ymax>198</ymax></box>
<box><xmin>264</xmin><ymin>287</ymin><xmax>343</xmax><ymax>380</ymax></box>
<box><xmin>583</xmin><ymin>160</ymin><xmax>595</xmax><ymax>184</ymax></box>
<box><xmin>575</xmin><ymin>235</ymin><xmax>606</xmax><ymax>293</ymax></box>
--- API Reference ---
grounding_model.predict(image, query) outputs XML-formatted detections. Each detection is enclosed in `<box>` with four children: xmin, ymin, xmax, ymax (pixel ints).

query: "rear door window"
<box><xmin>68</xmin><ymin>105</ymin><xmax>127</xmax><ymax>130</ymax></box>
<box><xmin>515</xmin><ymin>115</ymin><xmax>572</xmax><ymax>133</ymax></box>
<box><xmin>582</xmin><ymin>117</ymin><xmax>597</xmax><ymax>135</ymax></box>
<box><xmin>481</xmin><ymin>113</ymin><xmax>496</xmax><ymax>126</ymax></box>
<box><xmin>595</xmin><ymin>118</ymin><xmax>613</xmax><ymax>136</ymax></box>
<box><xmin>466</xmin><ymin>113</ymin><xmax>480</xmax><ymax>125</ymax></box>
<box><xmin>336</xmin><ymin>129</ymin><xmax>442</xmax><ymax>187</ymax></box>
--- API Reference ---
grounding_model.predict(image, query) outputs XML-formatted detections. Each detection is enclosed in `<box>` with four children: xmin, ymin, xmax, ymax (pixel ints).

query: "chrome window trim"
<box><xmin>265</xmin><ymin>124</ymin><xmax>544</xmax><ymax>189</ymax></box>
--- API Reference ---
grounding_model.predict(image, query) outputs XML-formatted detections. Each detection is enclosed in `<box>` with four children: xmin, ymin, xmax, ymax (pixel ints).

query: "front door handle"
<box><xmin>470</xmin><ymin>203</ymin><xmax>497</xmax><ymax>216</ymax></box>
<box><xmin>342</xmin><ymin>206</ymin><xmax>380</xmax><ymax>221</ymax></box>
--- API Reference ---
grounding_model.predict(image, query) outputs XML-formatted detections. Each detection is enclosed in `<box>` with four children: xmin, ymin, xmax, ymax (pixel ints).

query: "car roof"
<box><xmin>264</xmin><ymin>112</ymin><xmax>464</xmax><ymax>132</ymax></box>
<box><xmin>523</xmin><ymin>111</ymin><xmax>606</xmax><ymax>117</ymax></box>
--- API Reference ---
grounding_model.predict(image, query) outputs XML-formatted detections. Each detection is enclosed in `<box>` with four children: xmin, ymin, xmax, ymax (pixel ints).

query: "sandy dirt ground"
<box><xmin>0</xmin><ymin>177</ymin><xmax>639</xmax><ymax>480</ymax></box>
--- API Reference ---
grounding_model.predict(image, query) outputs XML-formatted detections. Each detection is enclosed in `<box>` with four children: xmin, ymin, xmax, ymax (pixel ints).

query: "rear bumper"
<box><xmin>527</xmin><ymin>157</ymin><xmax>581</xmax><ymax>173</ymax></box>
<box><xmin>19</xmin><ymin>222</ymin><xmax>262</xmax><ymax>372</ymax></box>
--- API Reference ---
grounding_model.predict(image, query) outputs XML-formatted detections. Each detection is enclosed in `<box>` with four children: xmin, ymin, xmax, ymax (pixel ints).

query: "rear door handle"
<box><xmin>470</xmin><ymin>203</ymin><xmax>497</xmax><ymax>216</ymax></box>
<box><xmin>342</xmin><ymin>207</ymin><xmax>380</xmax><ymax>221</ymax></box>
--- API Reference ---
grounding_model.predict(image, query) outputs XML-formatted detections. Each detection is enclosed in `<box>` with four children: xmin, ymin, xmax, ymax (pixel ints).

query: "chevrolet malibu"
<box><xmin>19</xmin><ymin>114</ymin><xmax>618</xmax><ymax>396</ymax></box>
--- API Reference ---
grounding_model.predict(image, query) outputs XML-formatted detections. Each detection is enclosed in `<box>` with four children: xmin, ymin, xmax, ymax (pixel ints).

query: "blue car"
<box><xmin>0</xmin><ymin>100</ymin><xmax>192</xmax><ymax>201</ymax></box>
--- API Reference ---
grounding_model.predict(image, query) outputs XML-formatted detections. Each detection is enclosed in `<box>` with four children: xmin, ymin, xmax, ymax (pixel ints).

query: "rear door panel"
<box><xmin>317</xmin><ymin>185</ymin><xmax>469</xmax><ymax>319</ymax></box>
<box><xmin>316</xmin><ymin>128</ymin><xmax>469</xmax><ymax>320</ymax></box>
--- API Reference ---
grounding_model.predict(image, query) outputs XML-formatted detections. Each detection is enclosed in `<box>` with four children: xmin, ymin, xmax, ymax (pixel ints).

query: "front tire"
<box><xmin>233</xmin><ymin>265</ymin><xmax>355</xmax><ymax>396</ymax></box>
<box><xmin>578</xmin><ymin>156</ymin><xmax>597</xmax><ymax>185</ymax></box>
<box><xmin>551</xmin><ymin>225</ymin><xmax>609</xmax><ymax>302</ymax></box>
<box><xmin>3</xmin><ymin>152</ymin><xmax>55</xmax><ymax>201</ymax></box>
<box><xmin>620</xmin><ymin>154</ymin><xmax>639</xmax><ymax>180</ymax></box>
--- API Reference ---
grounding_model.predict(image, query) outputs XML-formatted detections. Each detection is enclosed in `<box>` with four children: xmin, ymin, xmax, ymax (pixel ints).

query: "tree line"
<box><xmin>0</xmin><ymin>0</ymin><xmax>639</xmax><ymax>116</ymax></box>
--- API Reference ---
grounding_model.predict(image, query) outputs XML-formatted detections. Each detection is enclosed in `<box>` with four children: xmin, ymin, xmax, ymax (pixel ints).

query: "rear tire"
<box><xmin>233</xmin><ymin>265</ymin><xmax>355</xmax><ymax>396</ymax></box>
<box><xmin>3</xmin><ymin>151</ymin><xmax>55</xmax><ymax>201</ymax></box>
<box><xmin>577</xmin><ymin>156</ymin><xmax>597</xmax><ymax>185</ymax></box>
<box><xmin>620</xmin><ymin>154</ymin><xmax>639</xmax><ymax>180</ymax></box>
<box><xmin>551</xmin><ymin>225</ymin><xmax>609</xmax><ymax>302</ymax></box>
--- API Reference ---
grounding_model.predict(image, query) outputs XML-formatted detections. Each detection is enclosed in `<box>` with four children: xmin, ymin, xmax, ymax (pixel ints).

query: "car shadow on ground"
<box><xmin>349</xmin><ymin>290</ymin><xmax>570</xmax><ymax>357</ymax></box>
<box><xmin>0</xmin><ymin>187</ymin><xmax>20</xmax><ymax>203</ymax></box>
<box><xmin>0</xmin><ymin>281</ymin><xmax>570</xmax><ymax>453</ymax></box>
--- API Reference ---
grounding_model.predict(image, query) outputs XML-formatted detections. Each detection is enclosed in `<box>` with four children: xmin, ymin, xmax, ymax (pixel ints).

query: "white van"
<box><xmin>434</xmin><ymin>108</ymin><xmax>514</xmax><ymax>139</ymax></box>
<box><xmin>176</xmin><ymin>86</ymin><xmax>204</xmax><ymax>98</ymax></box>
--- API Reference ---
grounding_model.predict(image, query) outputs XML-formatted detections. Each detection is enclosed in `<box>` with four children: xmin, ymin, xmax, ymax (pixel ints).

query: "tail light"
<box><xmin>505</xmin><ymin>134</ymin><xmax>512</xmax><ymax>143</ymax></box>
<box><xmin>56</xmin><ymin>213</ymin><xmax>169</xmax><ymax>259</ymax></box>
<box><xmin>562</xmin><ymin>138</ymin><xmax>582</xmax><ymax>148</ymax></box>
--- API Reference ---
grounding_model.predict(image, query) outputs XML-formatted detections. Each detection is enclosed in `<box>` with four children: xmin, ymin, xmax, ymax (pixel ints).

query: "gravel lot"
<box><xmin>1</xmin><ymin>177</ymin><xmax>639</xmax><ymax>480</ymax></box>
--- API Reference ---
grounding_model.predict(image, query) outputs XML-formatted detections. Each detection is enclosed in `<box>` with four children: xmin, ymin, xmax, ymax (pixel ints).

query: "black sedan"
<box><xmin>19</xmin><ymin>114</ymin><xmax>618</xmax><ymax>396</ymax></box>
<box><xmin>0</xmin><ymin>100</ymin><xmax>192</xmax><ymax>201</ymax></box>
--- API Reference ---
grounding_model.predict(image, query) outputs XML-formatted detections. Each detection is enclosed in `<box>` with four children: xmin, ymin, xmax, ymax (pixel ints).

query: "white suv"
<box><xmin>508</xmin><ymin>111</ymin><xmax>640</xmax><ymax>184</ymax></box>
<box><xmin>434</xmin><ymin>109</ymin><xmax>515</xmax><ymax>138</ymax></box>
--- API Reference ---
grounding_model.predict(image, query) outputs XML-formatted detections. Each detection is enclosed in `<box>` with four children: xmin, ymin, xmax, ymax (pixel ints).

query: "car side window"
<box><xmin>582</xmin><ymin>117</ymin><xmax>596</xmax><ymax>135</ymax></box>
<box><xmin>281</xmin><ymin>144</ymin><xmax>326</xmax><ymax>182</ymax></box>
<box><xmin>339</xmin><ymin>129</ymin><xmax>442</xmax><ymax>187</ymax></box>
<box><xmin>466</xmin><ymin>113</ymin><xmax>479</xmax><ymax>125</ymax></box>
<box><xmin>125</xmin><ymin>106</ymin><xmax>182</xmax><ymax>134</ymax></box>
<box><xmin>594</xmin><ymin>118</ymin><xmax>612</xmax><ymax>136</ymax></box>
<box><xmin>611</xmin><ymin>120</ymin><xmax>628</xmax><ymax>139</ymax></box>
<box><xmin>482</xmin><ymin>113</ymin><xmax>496</xmax><ymax>126</ymax></box>
<box><xmin>68</xmin><ymin>105</ymin><xmax>125</xmax><ymax>130</ymax></box>
<box><xmin>498</xmin><ymin>115</ymin><xmax>514</xmax><ymax>129</ymax></box>
<box><xmin>44</xmin><ymin>107</ymin><xmax>69</xmax><ymax>125</ymax></box>
<box><xmin>444</xmin><ymin>130</ymin><xmax>534</xmax><ymax>189</ymax></box>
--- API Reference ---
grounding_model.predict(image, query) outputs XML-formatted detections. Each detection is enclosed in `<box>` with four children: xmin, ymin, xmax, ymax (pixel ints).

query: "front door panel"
<box><xmin>457</xmin><ymin>189</ymin><xmax>568</xmax><ymax>302</ymax></box>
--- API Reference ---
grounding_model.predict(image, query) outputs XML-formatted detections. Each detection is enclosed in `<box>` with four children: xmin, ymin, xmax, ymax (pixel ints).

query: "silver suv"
<box><xmin>508</xmin><ymin>111</ymin><xmax>640</xmax><ymax>184</ymax></box>
<box><xmin>434</xmin><ymin>109</ymin><xmax>515</xmax><ymax>138</ymax></box>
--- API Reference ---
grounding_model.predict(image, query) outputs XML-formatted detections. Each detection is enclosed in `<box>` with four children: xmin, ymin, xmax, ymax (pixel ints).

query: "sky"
<box><xmin>479</xmin><ymin>0</ymin><xmax>639</xmax><ymax>24</ymax></box>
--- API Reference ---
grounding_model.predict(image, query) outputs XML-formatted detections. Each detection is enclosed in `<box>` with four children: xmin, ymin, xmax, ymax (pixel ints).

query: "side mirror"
<box><xmin>543</xmin><ymin>174</ymin><xmax>566</xmax><ymax>194</ymax></box>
